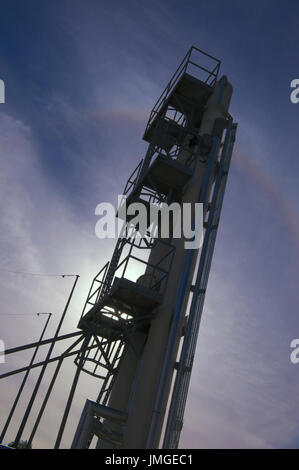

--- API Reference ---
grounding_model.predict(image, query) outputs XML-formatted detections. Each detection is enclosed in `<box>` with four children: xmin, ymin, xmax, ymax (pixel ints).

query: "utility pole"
<box><xmin>0</xmin><ymin>313</ymin><xmax>52</xmax><ymax>444</ymax></box>
<box><xmin>13</xmin><ymin>275</ymin><xmax>79</xmax><ymax>446</ymax></box>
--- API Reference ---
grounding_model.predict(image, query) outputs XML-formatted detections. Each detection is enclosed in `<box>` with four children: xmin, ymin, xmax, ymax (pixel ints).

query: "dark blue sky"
<box><xmin>0</xmin><ymin>0</ymin><xmax>299</xmax><ymax>448</ymax></box>
<box><xmin>2</xmin><ymin>0</ymin><xmax>298</xmax><ymax>212</ymax></box>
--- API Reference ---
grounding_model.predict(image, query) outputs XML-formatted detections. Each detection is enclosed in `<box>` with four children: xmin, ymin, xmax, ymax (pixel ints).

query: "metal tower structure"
<box><xmin>0</xmin><ymin>46</ymin><xmax>237</xmax><ymax>449</ymax></box>
<box><xmin>72</xmin><ymin>46</ymin><xmax>237</xmax><ymax>449</ymax></box>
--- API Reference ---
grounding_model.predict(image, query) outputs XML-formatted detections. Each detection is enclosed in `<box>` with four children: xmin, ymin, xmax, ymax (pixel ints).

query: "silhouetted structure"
<box><xmin>1</xmin><ymin>46</ymin><xmax>237</xmax><ymax>449</ymax></box>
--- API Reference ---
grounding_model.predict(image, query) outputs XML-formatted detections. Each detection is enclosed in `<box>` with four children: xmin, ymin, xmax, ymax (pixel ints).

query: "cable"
<box><xmin>0</xmin><ymin>269</ymin><xmax>79</xmax><ymax>278</ymax></box>
<box><xmin>0</xmin><ymin>314</ymin><xmax>39</xmax><ymax>316</ymax></box>
<box><xmin>0</xmin><ymin>313</ymin><xmax>54</xmax><ymax>316</ymax></box>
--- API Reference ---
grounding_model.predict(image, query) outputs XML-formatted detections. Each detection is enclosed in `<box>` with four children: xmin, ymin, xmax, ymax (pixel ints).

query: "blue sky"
<box><xmin>0</xmin><ymin>0</ymin><xmax>299</xmax><ymax>448</ymax></box>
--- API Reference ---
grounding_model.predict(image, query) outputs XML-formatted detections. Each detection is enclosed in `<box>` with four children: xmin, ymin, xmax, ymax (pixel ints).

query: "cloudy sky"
<box><xmin>0</xmin><ymin>0</ymin><xmax>299</xmax><ymax>449</ymax></box>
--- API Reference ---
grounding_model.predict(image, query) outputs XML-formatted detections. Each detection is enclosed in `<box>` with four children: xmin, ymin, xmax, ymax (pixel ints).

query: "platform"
<box><xmin>144</xmin><ymin>73</ymin><xmax>213</xmax><ymax>148</ymax></box>
<box><xmin>79</xmin><ymin>276</ymin><xmax>163</xmax><ymax>330</ymax></box>
<box><xmin>142</xmin><ymin>154</ymin><xmax>193</xmax><ymax>195</ymax></box>
<box><xmin>103</xmin><ymin>277</ymin><xmax>162</xmax><ymax>312</ymax></box>
<box><xmin>168</xmin><ymin>73</ymin><xmax>212</xmax><ymax>116</ymax></box>
<box><xmin>117</xmin><ymin>191</ymin><xmax>152</xmax><ymax>223</ymax></box>
<box><xmin>117</xmin><ymin>155</ymin><xmax>193</xmax><ymax>224</ymax></box>
<box><xmin>144</xmin><ymin>116</ymin><xmax>187</xmax><ymax>151</ymax></box>
<box><xmin>78</xmin><ymin>314</ymin><xmax>124</xmax><ymax>340</ymax></box>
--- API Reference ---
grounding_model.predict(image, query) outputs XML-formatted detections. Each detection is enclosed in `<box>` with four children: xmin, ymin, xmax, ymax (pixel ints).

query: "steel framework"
<box><xmin>0</xmin><ymin>46</ymin><xmax>237</xmax><ymax>449</ymax></box>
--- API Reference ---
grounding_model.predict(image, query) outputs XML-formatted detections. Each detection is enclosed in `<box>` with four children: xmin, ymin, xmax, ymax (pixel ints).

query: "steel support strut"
<box><xmin>0</xmin><ymin>313</ymin><xmax>52</xmax><ymax>443</ymax></box>
<box><xmin>13</xmin><ymin>275</ymin><xmax>79</xmax><ymax>446</ymax></box>
<box><xmin>163</xmin><ymin>122</ymin><xmax>237</xmax><ymax>448</ymax></box>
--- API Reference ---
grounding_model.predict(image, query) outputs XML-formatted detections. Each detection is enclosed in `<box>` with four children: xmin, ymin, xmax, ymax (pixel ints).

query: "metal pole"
<box><xmin>3</xmin><ymin>331</ymin><xmax>81</xmax><ymax>357</ymax></box>
<box><xmin>163</xmin><ymin>123</ymin><xmax>237</xmax><ymax>448</ymax></box>
<box><xmin>13</xmin><ymin>275</ymin><xmax>79</xmax><ymax>446</ymax></box>
<box><xmin>0</xmin><ymin>313</ymin><xmax>52</xmax><ymax>444</ymax></box>
<box><xmin>27</xmin><ymin>334</ymin><xmax>85</xmax><ymax>446</ymax></box>
<box><xmin>0</xmin><ymin>342</ymin><xmax>97</xmax><ymax>379</ymax></box>
<box><xmin>54</xmin><ymin>334</ymin><xmax>91</xmax><ymax>449</ymax></box>
<box><xmin>144</xmin><ymin>137</ymin><xmax>220</xmax><ymax>449</ymax></box>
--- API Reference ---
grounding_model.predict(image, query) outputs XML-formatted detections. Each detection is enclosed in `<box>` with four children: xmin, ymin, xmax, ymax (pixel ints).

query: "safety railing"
<box><xmin>144</xmin><ymin>46</ymin><xmax>221</xmax><ymax>135</ymax></box>
<box><xmin>123</xmin><ymin>159</ymin><xmax>144</xmax><ymax>196</ymax></box>
<box><xmin>107</xmin><ymin>231</ymin><xmax>175</xmax><ymax>296</ymax></box>
<box><xmin>80</xmin><ymin>262</ymin><xmax>110</xmax><ymax>319</ymax></box>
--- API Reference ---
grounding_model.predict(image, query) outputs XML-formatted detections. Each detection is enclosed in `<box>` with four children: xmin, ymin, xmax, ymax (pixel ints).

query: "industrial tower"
<box><xmin>72</xmin><ymin>46</ymin><xmax>237</xmax><ymax>449</ymax></box>
<box><xmin>0</xmin><ymin>46</ymin><xmax>237</xmax><ymax>450</ymax></box>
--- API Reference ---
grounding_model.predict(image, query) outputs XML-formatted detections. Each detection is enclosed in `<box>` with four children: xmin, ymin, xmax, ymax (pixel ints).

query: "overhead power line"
<box><xmin>0</xmin><ymin>313</ymin><xmax>54</xmax><ymax>316</ymax></box>
<box><xmin>0</xmin><ymin>269</ymin><xmax>79</xmax><ymax>278</ymax></box>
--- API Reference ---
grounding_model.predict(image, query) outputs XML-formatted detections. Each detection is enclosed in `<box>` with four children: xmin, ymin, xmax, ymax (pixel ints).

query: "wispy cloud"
<box><xmin>1</xmin><ymin>0</ymin><xmax>299</xmax><ymax>449</ymax></box>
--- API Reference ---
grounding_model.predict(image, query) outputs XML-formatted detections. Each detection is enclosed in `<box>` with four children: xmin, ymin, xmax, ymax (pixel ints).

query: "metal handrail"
<box><xmin>80</xmin><ymin>262</ymin><xmax>110</xmax><ymax>319</ymax></box>
<box><xmin>145</xmin><ymin>46</ymin><xmax>221</xmax><ymax>134</ymax></box>
<box><xmin>123</xmin><ymin>159</ymin><xmax>144</xmax><ymax>195</ymax></box>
